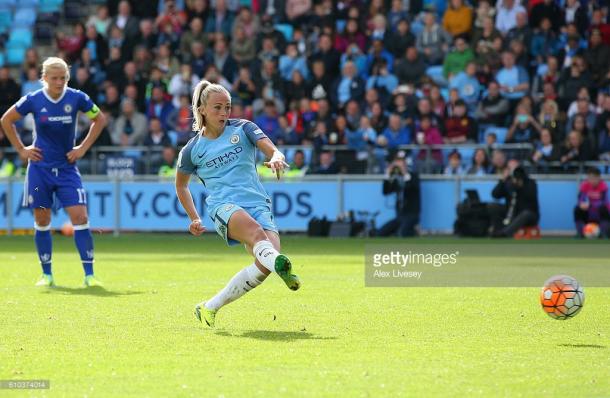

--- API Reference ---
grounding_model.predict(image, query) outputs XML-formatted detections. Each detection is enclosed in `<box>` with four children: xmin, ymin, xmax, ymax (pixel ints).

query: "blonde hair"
<box><xmin>191</xmin><ymin>80</ymin><xmax>231</xmax><ymax>131</ymax></box>
<box><xmin>40</xmin><ymin>57</ymin><xmax>70</xmax><ymax>87</ymax></box>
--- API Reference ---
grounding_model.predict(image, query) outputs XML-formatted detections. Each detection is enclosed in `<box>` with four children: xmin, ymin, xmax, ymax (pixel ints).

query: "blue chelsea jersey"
<box><xmin>177</xmin><ymin>119</ymin><xmax>270</xmax><ymax>216</ymax></box>
<box><xmin>15</xmin><ymin>87</ymin><xmax>99</xmax><ymax>168</ymax></box>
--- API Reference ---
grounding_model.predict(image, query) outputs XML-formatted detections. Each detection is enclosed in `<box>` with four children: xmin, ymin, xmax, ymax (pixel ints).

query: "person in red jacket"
<box><xmin>574</xmin><ymin>167</ymin><xmax>610</xmax><ymax>238</ymax></box>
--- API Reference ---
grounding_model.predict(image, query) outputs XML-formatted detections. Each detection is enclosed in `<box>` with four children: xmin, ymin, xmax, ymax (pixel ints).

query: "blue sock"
<box><xmin>34</xmin><ymin>225</ymin><xmax>53</xmax><ymax>275</ymax></box>
<box><xmin>74</xmin><ymin>224</ymin><xmax>94</xmax><ymax>276</ymax></box>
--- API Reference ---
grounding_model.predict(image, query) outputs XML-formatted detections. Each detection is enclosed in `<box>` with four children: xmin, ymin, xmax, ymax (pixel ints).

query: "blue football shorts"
<box><xmin>211</xmin><ymin>203</ymin><xmax>278</xmax><ymax>246</ymax></box>
<box><xmin>24</xmin><ymin>164</ymin><xmax>86</xmax><ymax>209</ymax></box>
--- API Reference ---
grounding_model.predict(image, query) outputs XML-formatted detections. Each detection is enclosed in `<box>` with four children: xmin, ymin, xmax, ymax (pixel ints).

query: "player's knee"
<box><xmin>72</xmin><ymin>215</ymin><xmax>89</xmax><ymax>226</ymax></box>
<box><xmin>251</xmin><ymin>228</ymin><xmax>268</xmax><ymax>245</ymax></box>
<box><xmin>34</xmin><ymin>213</ymin><xmax>51</xmax><ymax>227</ymax></box>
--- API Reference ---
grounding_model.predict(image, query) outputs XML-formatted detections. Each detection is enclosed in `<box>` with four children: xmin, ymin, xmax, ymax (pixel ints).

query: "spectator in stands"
<box><xmin>112</xmin><ymin>99</ymin><xmax>148</xmax><ymax>146</ymax></box>
<box><xmin>566</xmin><ymin>96</ymin><xmax>597</xmax><ymax>137</ymax></box>
<box><xmin>495</xmin><ymin>0</ymin><xmax>526</xmax><ymax>36</ymax></box>
<box><xmin>490</xmin><ymin>149</ymin><xmax>507</xmax><ymax>175</ymax></box>
<box><xmin>395</xmin><ymin>47</ymin><xmax>426</xmax><ymax>87</ymax></box>
<box><xmin>56</xmin><ymin>23</ymin><xmax>86</xmax><ymax>63</ymax></box>
<box><xmin>537</xmin><ymin>99</ymin><xmax>563</xmax><ymax>142</ymax></box>
<box><xmin>574</xmin><ymin>167</ymin><xmax>610</xmax><ymax>238</ymax></box>
<box><xmin>443</xmin><ymin>0</ymin><xmax>473</xmax><ymax>38</ymax></box>
<box><xmin>530</xmin><ymin>17</ymin><xmax>559</xmax><ymax>64</ymax></box>
<box><xmin>21</xmin><ymin>67</ymin><xmax>43</xmax><ymax>97</ymax></box>
<box><xmin>155</xmin><ymin>43</ymin><xmax>180</xmax><ymax>77</ymax></box>
<box><xmin>0</xmin><ymin>149</ymin><xmax>15</xmax><ymax>177</ymax></box>
<box><xmin>187</xmin><ymin>0</ymin><xmax>209</xmax><ymax>24</ymax></box>
<box><xmin>472</xmin><ymin>16</ymin><xmax>501</xmax><ymax>59</ymax></box>
<box><xmin>442</xmin><ymin>37</ymin><xmax>474</xmax><ymax>82</ymax></box>
<box><xmin>589</xmin><ymin>8</ymin><xmax>610</xmax><ymax>46</ymax></box>
<box><xmin>530</xmin><ymin>0</ymin><xmax>563</xmax><ymax>33</ymax></box>
<box><xmin>506</xmin><ymin>11</ymin><xmax>531</xmax><ymax>46</ymax></box>
<box><xmin>586</xmin><ymin>29</ymin><xmax>610</xmax><ymax>86</ymax></box>
<box><xmin>158</xmin><ymin>145</ymin><xmax>177</xmax><ymax>178</ymax></box>
<box><xmin>102</xmin><ymin>83</ymin><xmax>121</xmax><ymax>119</ymax></box>
<box><xmin>416</xmin><ymin>11</ymin><xmax>452</xmax><ymax>65</ymax></box>
<box><xmin>231</xmin><ymin>25</ymin><xmax>256</xmax><ymax>64</ymax></box>
<box><xmin>416</xmin><ymin>97</ymin><xmax>444</xmax><ymax>134</ymax></box>
<box><xmin>366</xmin><ymin>59</ymin><xmax>398</xmax><ymax>102</ymax></box>
<box><xmin>105</xmin><ymin>47</ymin><xmax>125</xmax><ymax>86</ymax></box>
<box><xmin>145</xmin><ymin>86</ymin><xmax>174</xmax><ymax>130</ymax></box>
<box><xmin>211</xmin><ymin>35</ymin><xmax>238</xmax><ymax>82</ymax></box>
<box><xmin>167</xmin><ymin>95</ymin><xmax>194</xmax><ymax>145</ymax></box>
<box><xmin>70</xmin><ymin>67</ymin><xmax>98</xmax><ymax>101</ymax></box>
<box><xmin>557</xmin><ymin>55</ymin><xmax>591</xmax><ymax>109</ymax></box>
<box><xmin>168</xmin><ymin>64</ymin><xmax>199</xmax><ymax>108</ymax></box>
<box><xmin>310</xmin><ymin>150</ymin><xmax>338</xmax><ymax>174</ymax></box>
<box><xmin>598</xmin><ymin>118</ymin><xmax>610</xmax><ymax>161</ymax></box>
<box><xmin>382</xmin><ymin>113</ymin><xmax>410</xmax><ymax>149</ymax></box>
<box><xmin>330</xmin><ymin>115</ymin><xmax>351</xmax><ymax>146</ymax></box>
<box><xmin>560</xmin><ymin>130</ymin><xmax>593</xmax><ymax>164</ymax></box>
<box><xmin>307</xmin><ymin>59</ymin><xmax>332</xmax><ymax>101</ymax></box>
<box><xmin>331</xmin><ymin>61</ymin><xmax>365</xmax><ymax>110</ymax></box>
<box><xmin>180</xmin><ymin>17</ymin><xmax>206</xmax><ymax>56</ymax></box>
<box><xmin>531</xmin><ymin>128</ymin><xmax>561</xmax><ymax>171</ymax></box>
<box><xmin>254</xmin><ymin>100</ymin><xmax>282</xmax><ymax>144</ymax></box>
<box><xmin>449</xmin><ymin>61</ymin><xmax>481</xmax><ymax>112</ymax></box>
<box><xmin>155</xmin><ymin>0</ymin><xmax>187</xmax><ymax>34</ymax></box>
<box><xmin>144</xmin><ymin>117</ymin><xmax>172</xmax><ymax>147</ymax></box>
<box><xmin>232</xmin><ymin>66</ymin><xmax>257</xmax><ymax>107</ymax></box>
<box><xmin>415</xmin><ymin>116</ymin><xmax>443</xmax><ymax>172</ymax></box>
<box><xmin>373</xmin><ymin>154</ymin><xmax>420</xmax><ymax>237</ymax></box>
<box><xmin>444</xmin><ymin>150</ymin><xmax>465</xmax><ymax>175</ymax></box>
<box><xmin>476</xmin><ymin>81</ymin><xmax>509</xmax><ymax>127</ymax></box>
<box><xmin>87</xmin><ymin>5</ymin><xmax>111</xmax><ymax>38</ymax></box>
<box><xmin>84</xmin><ymin>24</ymin><xmax>109</xmax><ymax>64</ymax></box>
<box><xmin>467</xmin><ymin>148</ymin><xmax>491</xmax><ymax>176</ymax></box>
<box><xmin>21</xmin><ymin>49</ymin><xmax>40</xmax><ymax>81</ymax></box>
<box><xmin>490</xmin><ymin>166</ymin><xmax>539</xmax><ymax>237</ymax></box>
<box><xmin>205</xmin><ymin>0</ymin><xmax>234</xmax><ymax>39</ymax></box>
<box><xmin>496</xmin><ymin>51</ymin><xmax>529</xmax><ymax>106</ymax></box>
<box><xmin>279</xmin><ymin>42</ymin><xmax>309</xmax><ymax>82</ymax></box>
<box><xmin>506</xmin><ymin>105</ymin><xmax>542</xmax><ymax>144</ymax></box>
<box><xmin>133</xmin><ymin>19</ymin><xmax>158</xmax><ymax>53</ymax></box>
<box><xmin>145</xmin><ymin>67</ymin><xmax>170</xmax><ymax>102</ymax></box>
<box><xmin>444</xmin><ymin>100</ymin><xmax>477</xmax><ymax>143</ymax></box>
<box><xmin>111</xmin><ymin>1</ymin><xmax>140</xmax><ymax>42</ymax></box>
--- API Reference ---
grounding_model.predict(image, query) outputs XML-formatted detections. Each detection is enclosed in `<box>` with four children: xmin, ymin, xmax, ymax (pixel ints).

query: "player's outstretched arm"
<box><xmin>257</xmin><ymin>137</ymin><xmax>290</xmax><ymax>180</ymax></box>
<box><xmin>175</xmin><ymin>170</ymin><xmax>205</xmax><ymax>236</ymax></box>
<box><xmin>67</xmin><ymin>111</ymin><xmax>107</xmax><ymax>163</ymax></box>
<box><xmin>0</xmin><ymin>106</ymin><xmax>41</xmax><ymax>162</ymax></box>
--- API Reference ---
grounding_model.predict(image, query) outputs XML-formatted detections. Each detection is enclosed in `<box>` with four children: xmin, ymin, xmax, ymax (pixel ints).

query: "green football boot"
<box><xmin>274</xmin><ymin>254</ymin><xmax>301</xmax><ymax>291</ymax></box>
<box><xmin>35</xmin><ymin>274</ymin><xmax>55</xmax><ymax>287</ymax></box>
<box><xmin>194</xmin><ymin>302</ymin><xmax>217</xmax><ymax>328</ymax></box>
<box><xmin>84</xmin><ymin>275</ymin><xmax>104</xmax><ymax>287</ymax></box>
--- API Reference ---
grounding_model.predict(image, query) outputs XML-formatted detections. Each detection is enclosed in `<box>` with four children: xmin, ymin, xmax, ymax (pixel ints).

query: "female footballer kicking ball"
<box><xmin>175</xmin><ymin>80</ymin><xmax>300</xmax><ymax>328</ymax></box>
<box><xmin>1</xmin><ymin>57</ymin><xmax>106</xmax><ymax>287</ymax></box>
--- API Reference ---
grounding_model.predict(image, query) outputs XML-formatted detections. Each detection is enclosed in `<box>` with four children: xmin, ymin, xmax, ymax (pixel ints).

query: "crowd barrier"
<box><xmin>0</xmin><ymin>174</ymin><xmax>604</xmax><ymax>235</ymax></box>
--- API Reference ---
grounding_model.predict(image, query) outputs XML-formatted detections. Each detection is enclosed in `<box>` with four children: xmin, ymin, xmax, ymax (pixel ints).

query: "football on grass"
<box><xmin>540</xmin><ymin>275</ymin><xmax>584</xmax><ymax>320</ymax></box>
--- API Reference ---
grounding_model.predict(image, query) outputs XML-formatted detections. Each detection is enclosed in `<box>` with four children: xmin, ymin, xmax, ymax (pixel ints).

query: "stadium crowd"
<box><xmin>0</xmin><ymin>0</ymin><xmax>609</xmax><ymax>176</ymax></box>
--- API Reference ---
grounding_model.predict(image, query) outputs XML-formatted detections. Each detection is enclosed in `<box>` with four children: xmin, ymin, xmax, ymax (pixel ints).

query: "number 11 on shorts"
<box><xmin>77</xmin><ymin>188</ymin><xmax>86</xmax><ymax>204</ymax></box>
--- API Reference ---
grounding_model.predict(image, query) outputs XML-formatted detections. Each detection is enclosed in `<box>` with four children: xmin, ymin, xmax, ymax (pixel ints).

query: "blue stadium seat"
<box><xmin>0</xmin><ymin>0</ymin><xmax>16</xmax><ymax>8</ymax></box>
<box><xmin>0</xmin><ymin>8</ymin><xmax>12</xmax><ymax>32</ymax></box>
<box><xmin>8</xmin><ymin>27</ymin><xmax>33</xmax><ymax>47</ymax></box>
<box><xmin>6</xmin><ymin>45</ymin><xmax>26</xmax><ymax>65</ymax></box>
<box><xmin>17</xmin><ymin>0</ymin><xmax>39</xmax><ymax>7</ymax></box>
<box><xmin>484</xmin><ymin>127</ymin><xmax>508</xmax><ymax>144</ymax></box>
<box><xmin>0</xmin><ymin>52</ymin><xmax>5</xmax><ymax>68</ymax></box>
<box><xmin>274</xmin><ymin>24</ymin><xmax>293</xmax><ymax>41</ymax></box>
<box><xmin>39</xmin><ymin>0</ymin><xmax>63</xmax><ymax>13</ymax></box>
<box><xmin>12</xmin><ymin>7</ymin><xmax>37</xmax><ymax>27</ymax></box>
<box><xmin>458</xmin><ymin>147</ymin><xmax>475</xmax><ymax>167</ymax></box>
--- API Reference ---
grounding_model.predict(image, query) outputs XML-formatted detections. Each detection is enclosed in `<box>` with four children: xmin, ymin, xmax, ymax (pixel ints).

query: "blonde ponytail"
<box><xmin>191</xmin><ymin>80</ymin><xmax>231</xmax><ymax>131</ymax></box>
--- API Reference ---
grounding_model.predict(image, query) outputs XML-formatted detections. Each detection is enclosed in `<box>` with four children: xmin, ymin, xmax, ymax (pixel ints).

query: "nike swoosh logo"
<box><xmin>197</xmin><ymin>153</ymin><xmax>204</xmax><ymax>158</ymax></box>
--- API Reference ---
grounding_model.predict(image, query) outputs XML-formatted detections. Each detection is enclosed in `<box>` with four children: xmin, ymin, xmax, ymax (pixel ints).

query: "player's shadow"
<box><xmin>558</xmin><ymin>343</ymin><xmax>606</xmax><ymax>349</ymax></box>
<box><xmin>215</xmin><ymin>330</ymin><xmax>337</xmax><ymax>342</ymax></box>
<box><xmin>41</xmin><ymin>286</ymin><xmax>144</xmax><ymax>297</ymax></box>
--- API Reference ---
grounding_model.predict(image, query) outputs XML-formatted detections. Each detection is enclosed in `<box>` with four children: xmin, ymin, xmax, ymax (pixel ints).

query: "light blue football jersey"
<box><xmin>15</xmin><ymin>87</ymin><xmax>99</xmax><ymax>169</ymax></box>
<box><xmin>177</xmin><ymin>119</ymin><xmax>271</xmax><ymax>217</ymax></box>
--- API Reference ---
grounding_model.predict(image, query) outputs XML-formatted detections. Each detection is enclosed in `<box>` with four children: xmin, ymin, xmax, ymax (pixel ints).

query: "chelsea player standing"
<box><xmin>1</xmin><ymin>57</ymin><xmax>107</xmax><ymax>287</ymax></box>
<box><xmin>175</xmin><ymin>80</ymin><xmax>300</xmax><ymax>328</ymax></box>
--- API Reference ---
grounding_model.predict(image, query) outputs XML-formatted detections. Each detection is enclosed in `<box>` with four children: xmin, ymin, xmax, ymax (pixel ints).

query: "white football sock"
<box><xmin>252</xmin><ymin>240</ymin><xmax>280</xmax><ymax>273</ymax></box>
<box><xmin>205</xmin><ymin>263</ymin><xmax>266</xmax><ymax>311</ymax></box>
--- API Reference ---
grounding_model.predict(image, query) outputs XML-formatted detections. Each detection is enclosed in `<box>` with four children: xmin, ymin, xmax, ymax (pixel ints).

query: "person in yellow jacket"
<box><xmin>443</xmin><ymin>0</ymin><xmax>473</xmax><ymax>38</ymax></box>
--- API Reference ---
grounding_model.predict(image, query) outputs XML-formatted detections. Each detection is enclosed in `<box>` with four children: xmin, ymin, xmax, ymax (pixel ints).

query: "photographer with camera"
<box><xmin>489</xmin><ymin>165</ymin><xmax>539</xmax><ymax>237</ymax></box>
<box><xmin>372</xmin><ymin>152</ymin><xmax>421</xmax><ymax>237</ymax></box>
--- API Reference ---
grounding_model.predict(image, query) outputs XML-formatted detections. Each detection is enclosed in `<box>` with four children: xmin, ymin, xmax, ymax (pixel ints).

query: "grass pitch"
<box><xmin>0</xmin><ymin>234</ymin><xmax>608</xmax><ymax>397</ymax></box>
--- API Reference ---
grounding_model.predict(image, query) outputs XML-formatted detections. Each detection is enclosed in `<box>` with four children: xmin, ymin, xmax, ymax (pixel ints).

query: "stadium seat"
<box><xmin>0</xmin><ymin>0</ymin><xmax>16</xmax><ymax>8</ymax></box>
<box><xmin>0</xmin><ymin>52</ymin><xmax>5</xmax><ymax>68</ymax></box>
<box><xmin>274</xmin><ymin>24</ymin><xmax>293</xmax><ymax>41</ymax></box>
<box><xmin>458</xmin><ymin>147</ymin><xmax>475</xmax><ymax>167</ymax></box>
<box><xmin>63</xmin><ymin>0</ymin><xmax>86</xmax><ymax>22</ymax></box>
<box><xmin>38</xmin><ymin>0</ymin><xmax>63</xmax><ymax>14</ymax></box>
<box><xmin>7</xmin><ymin>28</ymin><xmax>33</xmax><ymax>47</ymax></box>
<box><xmin>484</xmin><ymin>127</ymin><xmax>508</xmax><ymax>144</ymax></box>
<box><xmin>17</xmin><ymin>0</ymin><xmax>39</xmax><ymax>7</ymax></box>
<box><xmin>6</xmin><ymin>45</ymin><xmax>26</xmax><ymax>65</ymax></box>
<box><xmin>35</xmin><ymin>22</ymin><xmax>55</xmax><ymax>43</ymax></box>
<box><xmin>0</xmin><ymin>8</ymin><xmax>11</xmax><ymax>32</ymax></box>
<box><xmin>12</xmin><ymin>7</ymin><xmax>37</xmax><ymax>27</ymax></box>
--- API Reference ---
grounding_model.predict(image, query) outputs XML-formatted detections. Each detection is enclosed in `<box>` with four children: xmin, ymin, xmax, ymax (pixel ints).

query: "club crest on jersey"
<box><xmin>64</xmin><ymin>104</ymin><xmax>72</xmax><ymax>113</ymax></box>
<box><xmin>230</xmin><ymin>134</ymin><xmax>240</xmax><ymax>144</ymax></box>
